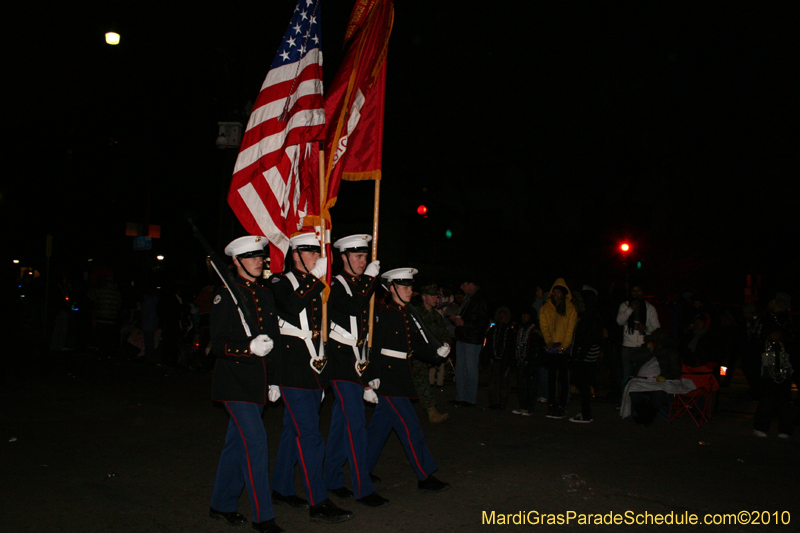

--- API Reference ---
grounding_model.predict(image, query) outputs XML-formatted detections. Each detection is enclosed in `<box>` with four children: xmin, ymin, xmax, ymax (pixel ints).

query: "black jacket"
<box><xmin>271</xmin><ymin>268</ymin><xmax>328</xmax><ymax>390</ymax></box>
<box><xmin>326</xmin><ymin>271</ymin><xmax>378</xmax><ymax>384</ymax></box>
<box><xmin>366</xmin><ymin>299</ymin><xmax>442</xmax><ymax>398</ymax></box>
<box><xmin>210</xmin><ymin>278</ymin><xmax>281</xmax><ymax>404</ymax></box>
<box><xmin>455</xmin><ymin>288</ymin><xmax>490</xmax><ymax>345</ymax></box>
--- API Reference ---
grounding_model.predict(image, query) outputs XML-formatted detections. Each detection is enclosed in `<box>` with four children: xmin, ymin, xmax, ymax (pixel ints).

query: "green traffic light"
<box><xmin>445</xmin><ymin>229</ymin><xmax>452</xmax><ymax>239</ymax></box>
<box><xmin>636</xmin><ymin>261</ymin><xmax>642</xmax><ymax>269</ymax></box>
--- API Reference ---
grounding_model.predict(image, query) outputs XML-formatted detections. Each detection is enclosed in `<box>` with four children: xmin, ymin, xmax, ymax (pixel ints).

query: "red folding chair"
<box><xmin>668</xmin><ymin>363</ymin><xmax>719</xmax><ymax>427</ymax></box>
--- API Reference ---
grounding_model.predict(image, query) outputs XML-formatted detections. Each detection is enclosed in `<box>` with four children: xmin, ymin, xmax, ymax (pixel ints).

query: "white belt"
<box><xmin>329</xmin><ymin>323</ymin><xmax>358</xmax><ymax>346</ymax></box>
<box><xmin>329</xmin><ymin>329</ymin><xmax>355</xmax><ymax>346</ymax></box>
<box><xmin>381</xmin><ymin>348</ymin><xmax>408</xmax><ymax>359</ymax></box>
<box><xmin>280</xmin><ymin>324</ymin><xmax>318</xmax><ymax>340</ymax></box>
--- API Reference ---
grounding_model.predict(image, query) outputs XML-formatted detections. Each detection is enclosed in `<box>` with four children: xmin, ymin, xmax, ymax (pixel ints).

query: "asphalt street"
<box><xmin>2</xmin><ymin>351</ymin><xmax>798</xmax><ymax>533</ymax></box>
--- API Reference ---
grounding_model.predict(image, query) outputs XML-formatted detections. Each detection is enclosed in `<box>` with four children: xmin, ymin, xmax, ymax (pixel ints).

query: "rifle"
<box><xmin>188</xmin><ymin>219</ymin><xmax>257</xmax><ymax>336</ymax></box>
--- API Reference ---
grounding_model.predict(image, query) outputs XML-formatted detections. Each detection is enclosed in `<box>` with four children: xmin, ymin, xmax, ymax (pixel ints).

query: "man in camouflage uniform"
<box><xmin>412</xmin><ymin>284</ymin><xmax>453</xmax><ymax>424</ymax></box>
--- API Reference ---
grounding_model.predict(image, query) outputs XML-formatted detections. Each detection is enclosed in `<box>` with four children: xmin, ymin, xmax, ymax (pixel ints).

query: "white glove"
<box><xmin>310</xmin><ymin>259</ymin><xmax>328</xmax><ymax>280</ymax></box>
<box><xmin>363</xmin><ymin>388</ymin><xmax>378</xmax><ymax>404</ymax></box>
<box><xmin>268</xmin><ymin>385</ymin><xmax>281</xmax><ymax>402</ymax></box>
<box><xmin>368</xmin><ymin>379</ymin><xmax>380</xmax><ymax>390</ymax></box>
<box><xmin>364</xmin><ymin>260</ymin><xmax>380</xmax><ymax>278</ymax></box>
<box><xmin>249</xmin><ymin>334</ymin><xmax>274</xmax><ymax>356</ymax></box>
<box><xmin>436</xmin><ymin>343</ymin><xmax>451</xmax><ymax>358</ymax></box>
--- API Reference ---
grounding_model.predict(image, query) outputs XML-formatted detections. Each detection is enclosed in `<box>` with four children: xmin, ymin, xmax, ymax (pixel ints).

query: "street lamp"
<box><xmin>105</xmin><ymin>32</ymin><xmax>121</xmax><ymax>45</ymax></box>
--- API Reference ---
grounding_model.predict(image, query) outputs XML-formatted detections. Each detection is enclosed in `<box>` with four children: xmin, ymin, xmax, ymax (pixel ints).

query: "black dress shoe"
<box><xmin>271</xmin><ymin>490</ymin><xmax>308</xmax><ymax>508</ymax></box>
<box><xmin>418</xmin><ymin>475</ymin><xmax>451</xmax><ymax>493</ymax></box>
<box><xmin>309</xmin><ymin>499</ymin><xmax>354</xmax><ymax>523</ymax></box>
<box><xmin>369</xmin><ymin>473</ymin><xmax>382</xmax><ymax>485</ymax></box>
<box><xmin>209</xmin><ymin>508</ymin><xmax>246</xmax><ymax>526</ymax></box>
<box><xmin>357</xmin><ymin>491</ymin><xmax>390</xmax><ymax>507</ymax></box>
<box><xmin>328</xmin><ymin>486</ymin><xmax>353</xmax><ymax>498</ymax></box>
<box><xmin>252</xmin><ymin>518</ymin><xmax>284</xmax><ymax>533</ymax></box>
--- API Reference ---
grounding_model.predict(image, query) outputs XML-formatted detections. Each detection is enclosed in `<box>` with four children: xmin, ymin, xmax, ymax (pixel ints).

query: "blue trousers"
<box><xmin>272</xmin><ymin>387</ymin><xmax>328</xmax><ymax>507</ymax></box>
<box><xmin>455</xmin><ymin>341</ymin><xmax>481</xmax><ymax>404</ymax></box>
<box><xmin>210</xmin><ymin>401</ymin><xmax>274</xmax><ymax>522</ymax></box>
<box><xmin>322</xmin><ymin>380</ymin><xmax>375</xmax><ymax>498</ymax></box>
<box><xmin>366</xmin><ymin>396</ymin><xmax>438</xmax><ymax>480</ymax></box>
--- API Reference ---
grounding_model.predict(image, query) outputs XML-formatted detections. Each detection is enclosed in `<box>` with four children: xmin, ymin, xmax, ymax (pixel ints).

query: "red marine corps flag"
<box><xmin>304</xmin><ymin>0</ymin><xmax>394</xmax><ymax>230</ymax></box>
<box><xmin>228</xmin><ymin>0</ymin><xmax>325</xmax><ymax>273</ymax></box>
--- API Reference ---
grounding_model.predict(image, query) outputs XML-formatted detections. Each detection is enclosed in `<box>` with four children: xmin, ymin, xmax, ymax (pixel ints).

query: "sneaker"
<box><xmin>778</xmin><ymin>433</ymin><xmax>790</xmax><ymax>439</ymax></box>
<box><xmin>570</xmin><ymin>414</ymin><xmax>592</xmax><ymax>424</ymax></box>
<box><xmin>538</xmin><ymin>397</ymin><xmax>548</xmax><ymax>403</ymax></box>
<box><xmin>545</xmin><ymin>407</ymin><xmax>566</xmax><ymax>419</ymax></box>
<box><xmin>511</xmin><ymin>409</ymin><xmax>524</xmax><ymax>415</ymax></box>
<box><xmin>520</xmin><ymin>410</ymin><xmax>532</xmax><ymax>417</ymax></box>
<box><xmin>753</xmin><ymin>430</ymin><xmax>768</xmax><ymax>438</ymax></box>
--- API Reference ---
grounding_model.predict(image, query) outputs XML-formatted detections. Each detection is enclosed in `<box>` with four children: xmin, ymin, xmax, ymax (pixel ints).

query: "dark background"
<box><xmin>5</xmin><ymin>1</ymin><xmax>800</xmax><ymax>310</ymax></box>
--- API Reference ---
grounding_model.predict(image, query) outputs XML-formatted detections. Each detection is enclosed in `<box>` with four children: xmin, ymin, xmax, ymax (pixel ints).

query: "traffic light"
<box><xmin>620</xmin><ymin>242</ymin><xmax>630</xmax><ymax>253</ymax></box>
<box><xmin>417</xmin><ymin>204</ymin><xmax>428</xmax><ymax>216</ymax></box>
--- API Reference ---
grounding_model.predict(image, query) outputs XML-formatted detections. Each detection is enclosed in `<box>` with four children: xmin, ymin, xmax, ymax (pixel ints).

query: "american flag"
<box><xmin>228</xmin><ymin>0</ymin><xmax>325</xmax><ymax>272</ymax></box>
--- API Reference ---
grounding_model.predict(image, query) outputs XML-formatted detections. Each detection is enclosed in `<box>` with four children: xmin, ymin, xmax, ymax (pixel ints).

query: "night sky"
<box><xmin>6</xmin><ymin>1</ymin><xmax>800</xmax><ymax>307</ymax></box>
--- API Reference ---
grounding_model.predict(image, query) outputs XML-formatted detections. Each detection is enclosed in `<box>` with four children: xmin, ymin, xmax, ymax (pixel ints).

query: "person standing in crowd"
<box><xmin>89</xmin><ymin>278</ymin><xmax>122</xmax><ymax>358</ymax></box>
<box><xmin>616</xmin><ymin>283</ymin><xmax>660</xmax><ymax>385</ymax></box>
<box><xmin>539</xmin><ymin>278</ymin><xmax>578</xmax><ymax>419</ymax></box>
<box><xmin>569</xmin><ymin>288</ymin><xmax>605</xmax><ymax>423</ymax></box>
<box><xmin>450</xmin><ymin>277</ymin><xmax>490</xmax><ymax>407</ymax></box>
<box><xmin>413</xmin><ymin>284</ymin><xmax>452</xmax><ymax>423</ymax></box>
<box><xmin>141</xmin><ymin>284</ymin><xmax>159</xmax><ymax>364</ymax></box>
<box><xmin>753</xmin><ymin>292</ymin><xmax>794</xmax><ymax>439</ymax></box>
<box><xmin>483</xmin><ymin>306</ymin><xmax>517</xmax><ymax>410</ymax></box>
<box><xmin>322</xmin><ymin>234</ymin><xmax>389</xmax><ymax>507</ymax></box>
<box><xmin>271</xmin><ymin>231</ymin><xmax>353</xmax><ymax>524</ymax></box>
<box><xmin>208</xmin><ymin>236</ymin><xmax>283</xmax><ymax>533</ymax></box>
<box><xmin>365</xmin><ymin>268</ymin><xmax>452</xmax><ymax>493</ymax></box>
<box><xmin>512</xmin><ymin>311</ymin><xmax>542</xmax><ymax>416</ymax></box>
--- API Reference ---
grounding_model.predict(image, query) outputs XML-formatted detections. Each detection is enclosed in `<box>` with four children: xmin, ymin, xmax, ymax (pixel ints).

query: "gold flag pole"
<box><xmin>318</xmin><ymin>145</ymin><xmax>328</xmax><ymax>342</ymax></box>
<box><xmin>367</xmin><ymin>179</ymin><xmax>380</xmax><ymax>348</ymax></box>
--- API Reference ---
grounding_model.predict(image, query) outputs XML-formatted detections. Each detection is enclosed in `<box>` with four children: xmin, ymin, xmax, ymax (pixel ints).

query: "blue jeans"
<box><xmin>455</xmin><ymin>341</ymin><xmax>481</xmax><ymax>404</ymax></box>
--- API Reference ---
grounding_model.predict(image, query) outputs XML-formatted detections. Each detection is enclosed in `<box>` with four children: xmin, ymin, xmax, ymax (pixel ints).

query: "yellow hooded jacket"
<box><xmin>538</xmin><ymin>278</ymin><xmax>578</xmax><ymax>350</ymax></box>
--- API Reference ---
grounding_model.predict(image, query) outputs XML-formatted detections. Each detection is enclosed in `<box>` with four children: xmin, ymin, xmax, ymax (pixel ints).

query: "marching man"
<box><xmin>365</xmin><ymin>268</ymin><xmax>452</xmax><ymax>493</ymax></box>
<box><xmin>208</xmin><ymin>236</ymin><xmax>283</xmax><ymax>533</ymax></box>
<box><xmin>270</xmin><ymin>231</ymin><xmax>354</xmax><ymax>524</ymax></box>
<box><xmin>322</xmin><ymin>234</ymin><xmax>390</xmax><ymax>507</ymax></box>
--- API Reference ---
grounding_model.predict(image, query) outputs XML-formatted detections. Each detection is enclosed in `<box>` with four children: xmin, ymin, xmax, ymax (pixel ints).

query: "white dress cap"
<box><xmin>289</xmin><ymin>232</ymin><xmax>321</xmax><ymax>249</ymax></box>
<box><xmin>381</xmin><ymin>267</ymin><xmax>418</xmax><ymax>282</ymax></box>
<box><xmin>333</xmin><ymin>234</ymin><xmax>372</xmax><ymax>251</ymax></box>
<box><xmin>224</xmin><ymin>236</ymin><xmax>267</xmax><ymax>257</ymax></box>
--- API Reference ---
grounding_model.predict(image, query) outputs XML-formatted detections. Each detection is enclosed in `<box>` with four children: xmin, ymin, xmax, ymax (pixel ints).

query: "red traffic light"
<box><xmin>620</xmin><ymin>243</ymin><xmax>630</xmax><ymax>253</ymax></box>
<box><xmin>417</xmin><ymin>205</ymin><xmax>428</xmax><ymax>215</ymax></box>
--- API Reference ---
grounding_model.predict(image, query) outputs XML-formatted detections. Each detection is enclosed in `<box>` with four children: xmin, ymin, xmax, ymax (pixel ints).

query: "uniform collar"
<box><xmin>387</xmin><ymin>299</ymin><xmax>406</xmax><ymax>312</ymax></box>
<box><xmin>339</xmin><ymin>270</ymin><xmax>360</xmax><ymax>283</ymax></box>
<box><xmin>237</xmin><ymin>275</ymin><xmax>257</xmax><ymax>288</ymax></box>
